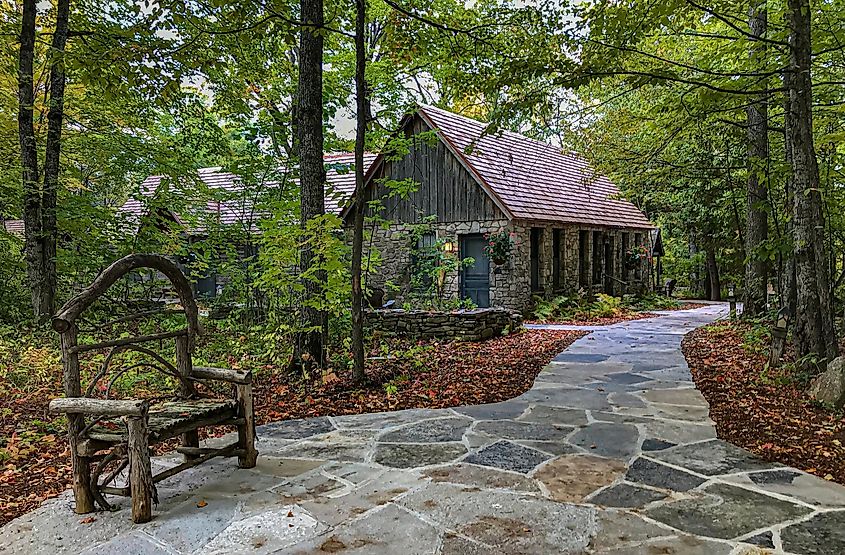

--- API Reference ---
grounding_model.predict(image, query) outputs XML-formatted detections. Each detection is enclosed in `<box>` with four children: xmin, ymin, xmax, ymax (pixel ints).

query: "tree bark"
<box><xmin>17</xmin><ymin>0</ymin><xmax>46</xmax><ymax>320</ymax></box>
<box><xmin>705</xmin><ymin>244</ymin><xmax>721</xmax><ymax>301</ymax></box>
<box><xmin>743</xmin><ymin>0</ymin><xmax>769</xmax><ymax>317</ymax></box>
<box><xmin>39</xmin><ymin>0</ymin><xmax>71</xmax><ymax>318</ymax></box>
<box><xmin>294</xmin><ymin>0</ymin><xmax>327</xmax><ymax>372</ymax></box>
<box><xmin>782</xmin><ymin>72</ymin><xmax>798</xmax><ymax>318</ymax></box>
<box><xmin>17</xmin><ymin>0</ymin><xmax>69</xmax><ymax>321</ymax></box>
<box><xmin>786</xmin><ymin>0</ymin><xmax>839</xmax><ymax>363</ymax></box>
<box><xmin>350</xmin><ymin>0</ymin><xmax>369</xmax><ymax>383</ymax></box>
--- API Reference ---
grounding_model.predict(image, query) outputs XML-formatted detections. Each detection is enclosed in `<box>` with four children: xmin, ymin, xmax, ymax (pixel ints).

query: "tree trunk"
<box><xmin>782</xmin><ymin>72</ymin><xmax>798</xmax><ymax>318</ymax></box>
<box><xmin>17</xmin><ymin>0</ymin><xmax>46</xmax><ymax>320</ymax></box>
<box><xmin>786</xmin><ymin>0</ymin><xmax>839</xmax><ymax>363</ymax></box>
<box><xmin>350</xmin><ymin>0</ymin><xmax>368</xmax><ymax>383</ymax></box>
<box><xmin>293</xmin><ymin>0</ymin><xmax>327</xmax><ymax>373</ymax></box>
<box><xmin>705</xmin><ymin>245</ymin><xmax>721</xmax><ymax>302</ymax></box>
<box><xmin>743</xmin><ymin>0</ymin><xmax>769</xmax><ymax>317</ymax></box>
<box><xmin>40</xmin><ymin>0</ymin><xmax>71</xmax><ymax>319</ymax></box>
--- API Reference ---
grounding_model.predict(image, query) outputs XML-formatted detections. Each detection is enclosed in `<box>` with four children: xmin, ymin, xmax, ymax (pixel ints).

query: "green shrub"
<box><xmin>531</xmin><ymin>292</ymin><xmax>623</xmax><ymax>322</ymax></box>
<box><xmin>588</xmin><ymin>294</ymin><xmax>623</xmax><ymax>318</ymax></box>
<box><xmin>625</xmin><ymin>294</ymin><xmax>682</xmax><ymax>311</ymax></box>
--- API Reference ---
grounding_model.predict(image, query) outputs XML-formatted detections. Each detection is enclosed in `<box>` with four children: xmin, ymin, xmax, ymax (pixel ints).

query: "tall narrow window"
<box><xmin>530</xmin><ymin>228</ymin><xmax>542</xmax><ymax>292</ymax></box>
<box><xmin>604</xmin><ymin>236</ymin><xmax>614</xmax><ymax>294</ymax></box>
<box><xmin>411</xmin><ymin>232</ymin><xmax>437</xmax><ymax>292</ymax></box>
<box><xmin>592</xmin><ymin>231</ymin><xmax>603</xmax><ymax>285</ymax></box>
<box><xmin>578</xmin><ymin>230</ymin><xmax>589</xmax><ymax>288</ymax></box>
<box><xmin>621</xmin><ymin>232</ymin><xmax>629</xmax><ymax>280</ymax></box>
<box><xmin>552</xmin><ymin>229</ymin><xmax>562</xmax><ymax>290</ymax></box>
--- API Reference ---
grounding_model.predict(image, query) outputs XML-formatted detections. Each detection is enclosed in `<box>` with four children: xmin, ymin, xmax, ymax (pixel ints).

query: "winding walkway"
<box><xmin>4</xmin><ymin>304</ymin><xmax>845</xmax><ymax>554</ymax></box>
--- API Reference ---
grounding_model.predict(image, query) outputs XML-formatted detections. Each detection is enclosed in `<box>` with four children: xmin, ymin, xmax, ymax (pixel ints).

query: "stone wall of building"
<box><xmin>520</xmin><ymin>224</ymin><xmax>651</xmax><ymax>299</ymax></box>
<box><xmin>363</xmin><ymin>219</ymin><xmax>531</xmax><ymax>311</ymax></box>
<box><xmin>365</xmin><ymin>308</ymin><xmax>524</xmax><ymax>341</ymax></box>
<box><xmin>361</xmin><ymin>219</ymin><xmax>652</xmax><ymax>314</ymax></box>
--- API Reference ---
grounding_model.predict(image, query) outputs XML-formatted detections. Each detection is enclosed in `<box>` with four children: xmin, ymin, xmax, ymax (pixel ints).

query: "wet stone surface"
<box><xmin>258</xmin><ymin>417</ymin><xmax>335</xmax><ymax>439</ymax></box>
<box><xmin>374</xmin><ymin>443</ymin><xmax>467</xmax><ymax>469</ymax></box>
<box><xmin>646</xmin><ymin>483</ymin><xmax>811</xmax><ymax>539</ymax></box>
<box><xmin>625</xmin><ymin>457</ymin><xmax>705</xmax><ymax>492</ymax></box>
<box><xmin>745</xmin><ymin>531</ymin><xmax>775</xmax><ymax>549</ymax></box>
<box><xmin>463</xmin><ymin>440</ymin><xmax>551</xmax><ymax>474</ymax></box>
<box><xmin>640</xmin><ymin>438</ymin><xmax>676</xmax><ymax>451</ymax></box>
<box><xmin>650</xmin><ymin>439</ymin><xmax>782</xmax><ymax>476</ymax></box>
<box><xmin>473</xmin><ymin>419</ymin><xmax>571</xmax><ymax>441</ymax></box>
<box><xmin>569</xmin><ymin>422</ymin><xmax>640</xmax><ymax>459</ymax></box>
<box><xmin>780</xmin><ymin>511</ymin><xmax>845</xmax><ymax>554</ymax></box>
<box><xmin>9</xmin><ymin>304</ymin><xmax>845</xmax><ymax>554</ymax></box>
<box><xmin>378</xmin><ymin>417</ymin><xmax>470</xmax><ymax>443</ymax></box>
<box><xmin>453</xmin><ymin>402</ymin><xmax>528</xmax><ymax>420</ymax></box>
<box><xmin>588</xmin><ymin>482</ymin><xmax>667</xmax><ymax>508</ymax></box>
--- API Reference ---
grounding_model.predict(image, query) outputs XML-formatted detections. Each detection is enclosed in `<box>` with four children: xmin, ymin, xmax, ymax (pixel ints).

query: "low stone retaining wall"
<box><xmin>365</xmin><ymin>308</ymin><xmax>524</xmax><ymax>341</ymax></box>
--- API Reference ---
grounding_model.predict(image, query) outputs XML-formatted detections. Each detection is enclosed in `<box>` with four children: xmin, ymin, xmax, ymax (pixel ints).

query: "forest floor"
<box><xmin>683</xmin><ymin>320</ymin><xmax>845</xmax><ymax>486</ymax></box>
<box><xmin>0</xmin><ymin>327</ymin><xmax>583</xmax><ymax>525</ymax></box>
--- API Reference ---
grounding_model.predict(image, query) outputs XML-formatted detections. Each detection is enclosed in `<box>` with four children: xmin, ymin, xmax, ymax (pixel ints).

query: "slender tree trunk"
<box><xmin>17</xmin><ymin>0</ymin><xmax>68</xmax><ymax>321</ymax></box>
<box><xmin>786</xmin><ymin>0</ymin><xmax>839</xmax><ymax>363</ymax></box>
<box><xmin>782</xmin><ymin>73</ymin><xmax>798</xmax><ymax>318</ymax></box>
<box><xmin>705</xmin><ymin>244</ymin><xmax>721</xmax><ymax>302</ymax></box>
<box><xmin>18</xmin><ymin>0</ymin><xmax>46</xmax><ymax>320</ymax></box>
<box><xmin>40</xmin><ymin>0</ymin><xmax>70</xmax><ymax>318</ymax></box>
<box><xmin>743</xmin><ymin>0</ymin><xmax>769</xmax><ymax>317</ymax></box>
<box><xmin>350</xmin><ymin>0</ymin><xmax>369</xmax><ymax>383</ymax></box>
<box><xmin>294</xmin><ymin>0</ymin><xmax>327</xmax><ymax>372</ymax></box>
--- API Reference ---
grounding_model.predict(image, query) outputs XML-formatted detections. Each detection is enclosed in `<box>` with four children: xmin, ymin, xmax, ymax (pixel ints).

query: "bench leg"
<box><xmin>68</xmin><ymin>415</ymin><xmax>95</xmax><ymax>514</ymax></box>
<box><xmin>181</xmin><ymin>431</ymin><xmax>200</xmax><ymax>462</ymax></box>
<box><xmin>236</xmin><ymin>383</ymin><xmax>258</xmax><ymax>468</ymax></box>
<box><xmin>126</xmin><ymin>415</ymin><xmax>155</xmax><ymax>523</ymax></box>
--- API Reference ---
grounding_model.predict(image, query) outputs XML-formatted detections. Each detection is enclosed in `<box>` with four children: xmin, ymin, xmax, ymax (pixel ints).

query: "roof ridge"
<box><xmin>419</xmin><ymin>104</ymin><xmax>572</xmax><ymax>155</ymax></box>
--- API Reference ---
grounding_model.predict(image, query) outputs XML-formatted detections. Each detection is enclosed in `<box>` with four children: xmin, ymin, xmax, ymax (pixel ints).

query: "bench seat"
<box><xmin>83</xmin><ymin>399</ymin><xmax>239</xmax><ymax>444</ymax></box>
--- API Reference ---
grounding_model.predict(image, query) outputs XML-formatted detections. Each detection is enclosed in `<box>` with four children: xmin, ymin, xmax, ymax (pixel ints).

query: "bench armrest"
<box><xmin>49</xmin><ymin>398</ymin><xmax>149</xmax><ymax>417</ymax></box>
<box><xmin>192</xmin><ymin>366</ymin><xmax>252</xmax><ymax>385</ymax></box>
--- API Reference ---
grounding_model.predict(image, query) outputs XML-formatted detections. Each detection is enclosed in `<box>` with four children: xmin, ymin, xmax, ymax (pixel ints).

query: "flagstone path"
<box><xmin>4</xmin><ymin>304</ymin><xmax>845</xmax><ymax>554</ymax></box>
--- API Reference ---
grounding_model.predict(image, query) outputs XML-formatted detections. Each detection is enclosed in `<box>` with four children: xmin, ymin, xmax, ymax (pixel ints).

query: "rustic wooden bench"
<box><xmin>48</xmin><ymin>254</ymin><xmax>257</xmax><ymax>523</ymax></box>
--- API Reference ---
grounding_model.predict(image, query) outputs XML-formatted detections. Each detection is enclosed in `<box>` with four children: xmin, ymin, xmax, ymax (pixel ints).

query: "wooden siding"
<box><xmin>367</xmin><ymin>116</ymin><xmax>505</xmax><ymax>223</ymax></box>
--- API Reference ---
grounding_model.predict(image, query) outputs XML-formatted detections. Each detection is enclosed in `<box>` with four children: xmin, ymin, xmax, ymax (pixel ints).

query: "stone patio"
<box><xmin>4</xmin><ymin>304</ymin><xmax>845</xmax><ymax>554</ymax></box>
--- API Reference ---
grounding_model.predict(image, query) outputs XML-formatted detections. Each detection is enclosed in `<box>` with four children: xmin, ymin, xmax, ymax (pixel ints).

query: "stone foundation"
<box><xmin>365</xmin><ymin>308</ymin><xmax>523</xmax><ymax>341</ymax></box>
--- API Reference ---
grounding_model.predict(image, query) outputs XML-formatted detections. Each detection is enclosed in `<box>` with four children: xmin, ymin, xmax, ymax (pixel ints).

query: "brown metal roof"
<box><xmin>417</xmin><ymin>106</ymin><xmax>653</xmax><ymax>229</ymax></box>
<box><xmin>324</xmin><ymin>152</ymin><xmax>379</xmax><ymax>214</ymax></box>
<box><xmin>2</xmin><ymin>219</ymin><xmax>24</xmax><ymax>237</ymax></box>
<box><xmin>121</xmin><ymin>153</ymin><xmax>377</xmax><ymax>232</ymax></box>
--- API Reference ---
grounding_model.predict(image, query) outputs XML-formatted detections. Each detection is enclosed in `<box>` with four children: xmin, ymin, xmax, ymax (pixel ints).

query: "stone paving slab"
<box><xmin>5</xmin><ymin>304</ymin><xmax>845</xmax><ymax>554</ymax></box>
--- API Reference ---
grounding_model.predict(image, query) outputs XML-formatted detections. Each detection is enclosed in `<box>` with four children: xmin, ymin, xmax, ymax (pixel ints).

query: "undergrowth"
<box><xmin>531</xmin><ymin>292</ymin><xmax>682</xmax><ymax>322</ymax></box>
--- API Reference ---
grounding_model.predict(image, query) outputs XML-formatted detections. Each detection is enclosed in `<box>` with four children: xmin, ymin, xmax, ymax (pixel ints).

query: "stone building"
<box><xmin>337</xmin><ymin>106</ymin><xmax>655</xmax><ymax>312</ymax></box>
<box><xmin>124</xmin><ymin>107</ymin><xmax>654</xmax><ymax>312</ymax></box>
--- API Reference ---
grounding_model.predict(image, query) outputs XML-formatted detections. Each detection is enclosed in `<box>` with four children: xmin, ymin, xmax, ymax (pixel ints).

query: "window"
<box><xmin>530</xmin><ymin>228</ymin><xmax>542</xmax><ymax>292</ymax></box>
<box><xmin>621</xmin><ymin>232</ymin><xmax>629</xmax><ymax>279</ymax></box>
<box><xmin>578</xmin><ymin>230</ymin><xmax>589</xmax><ymax>288</ymax></box>
<box><xmin>604</xmin><ymin>236</ymin><xmax>614</xmax><ymax>294</ymax></box>
<box><xmin>592</xmin><ymin>231</ymin><xmax>603</xmax><ymax>284</ymax></box>
<box><xmin>633</xmin><ymin>233</ymin><xmax>643</xmax><ymax>279</ymax></box>
<box><xmin>411</xmin><ymin>232</ymin><xmax>437</xmax><ymax>292</ymax></box>
<box><xmin>552</xmin><ymin>229</ymin><xmax>562</xmax><ymax>290</ymax></box>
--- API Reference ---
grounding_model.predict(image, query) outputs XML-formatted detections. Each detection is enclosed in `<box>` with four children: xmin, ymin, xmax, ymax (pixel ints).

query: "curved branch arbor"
<box><xmin>48</xmin><ymin>253</ymin><xmax>257</xmax><ymax>524</ymax></box>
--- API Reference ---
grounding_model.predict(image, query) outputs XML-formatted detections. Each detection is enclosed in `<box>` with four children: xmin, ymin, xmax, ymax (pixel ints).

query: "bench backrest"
<box><xmin>53</xmin><ymin>254</ymin><xmax>202</xmax><ymax>400</ymax></box>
